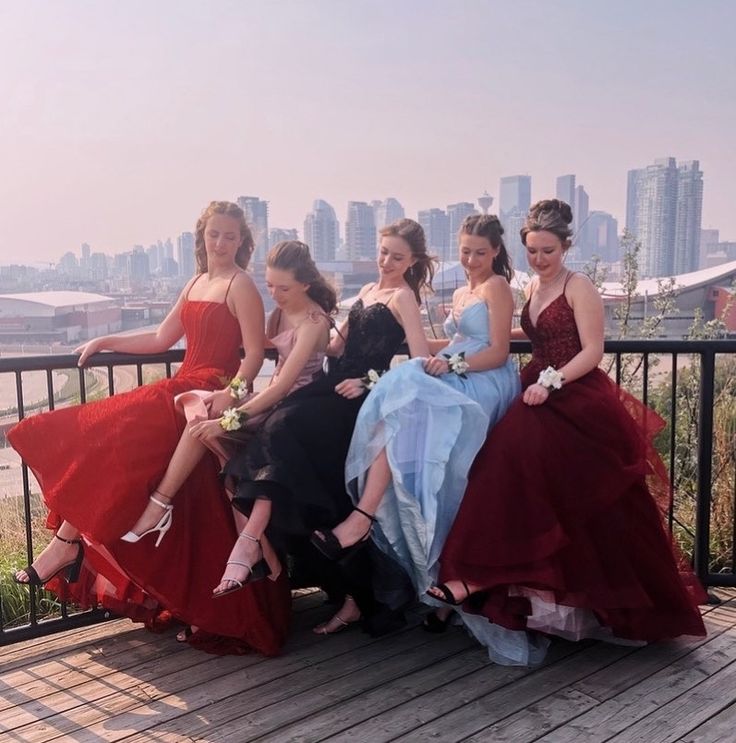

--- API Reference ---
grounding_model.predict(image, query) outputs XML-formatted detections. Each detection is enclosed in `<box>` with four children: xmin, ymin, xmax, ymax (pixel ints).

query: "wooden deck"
<box><xmin>2</xmin><ymin>589</ymin><xmax>736</xmax><ymax>742</ymax></box>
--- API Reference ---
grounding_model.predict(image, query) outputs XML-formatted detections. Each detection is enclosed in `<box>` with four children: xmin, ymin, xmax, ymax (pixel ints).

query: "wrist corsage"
<box><xmin>537</xmin><ymin>366</ymin><xmax>564</xmax><ymax>390</ymax></box>
<box><xmin>220</xmin><ymin>407</ymin><xmax>250</xmax><ymax>431</ymax></box>
<box><xmin>443</xmin><ymin>351</ymin><xmax>470</xmax><ymax>378</ymax></box>
<box><xmin>229</xmin><ymin>376</ymin><xmax>248</xmax><ymax>401</ymax></box>
<box><xmin>361</xmin><ymin>369</ymin><xmax>384</xmax><ymax>390</ymax></box>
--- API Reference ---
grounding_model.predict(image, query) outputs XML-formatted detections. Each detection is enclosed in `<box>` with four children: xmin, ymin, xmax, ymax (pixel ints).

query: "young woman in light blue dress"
<box><xmin>311</xmin><ymin>214</ymin><xmax>520</xmax><ymax>599</ymax></box>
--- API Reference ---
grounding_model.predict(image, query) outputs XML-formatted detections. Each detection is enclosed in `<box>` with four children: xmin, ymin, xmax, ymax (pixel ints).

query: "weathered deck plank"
<box><xmin>0</xmin><ymin>590</ymin><xmax>734</xmax><ymax>743</ymax></box>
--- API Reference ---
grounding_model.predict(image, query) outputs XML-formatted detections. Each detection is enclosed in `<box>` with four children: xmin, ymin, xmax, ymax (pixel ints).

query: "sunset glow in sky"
<box><xmin>1</xmin><ymin>0</ymin><xmax>734</xmax><ymax>263</ymax></box>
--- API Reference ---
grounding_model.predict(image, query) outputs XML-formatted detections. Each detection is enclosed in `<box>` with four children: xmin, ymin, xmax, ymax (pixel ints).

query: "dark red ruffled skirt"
<box><xmin>439</xmin><ymin>367</ymin><xmax>707</xmax><ymax>642</ymax></box>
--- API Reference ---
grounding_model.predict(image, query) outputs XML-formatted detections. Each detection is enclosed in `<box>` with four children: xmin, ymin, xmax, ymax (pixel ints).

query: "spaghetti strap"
<box><xmin>223</xmin><ymin>273</ymin><xmax>239</xmax><ymax>302</ymax></box>
<box><xmin>561</xmin><ymin>270</ymin><xmax>576</xmax><ymax>299</ymax></box>
<box><xmin>185</xmin><ymin>273</ymin><xmax>204</xmax><ymax>301</ymax></box>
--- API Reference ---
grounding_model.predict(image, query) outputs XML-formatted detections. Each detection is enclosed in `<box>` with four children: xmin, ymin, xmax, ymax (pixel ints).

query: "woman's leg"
<box><xmin>213</xmin><ymin>498</ymin><xmax>273</xmax><ymax>595</ymax></box>
<box><xmin>313</xmin><ymin>595</ymin><xmax>361</xmax><ymax>634</ymax></box>
<box><xmin>126</xmin><ymin>426</ymin><xmax>209</xmax><ymax>537</ymax></box>
<box><xmin>14</xmin><ymin>520</ymin><xmax>81</xmax><ymax>583</ymax></box>
<box><xmin>316</xmin><ymin>448</ymin><xmax>391</xmax><ymax>549</ymax></box>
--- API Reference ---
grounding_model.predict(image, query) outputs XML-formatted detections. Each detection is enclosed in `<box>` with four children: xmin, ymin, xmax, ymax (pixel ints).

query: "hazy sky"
<box><xmin>1</xmin><ymin>0</ymin><xmax>734</xmax><ymax>264</ymax></box>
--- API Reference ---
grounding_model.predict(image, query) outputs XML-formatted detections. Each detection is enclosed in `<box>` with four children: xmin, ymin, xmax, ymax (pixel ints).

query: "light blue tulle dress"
<box><xmin>345</xmin><ymin>299</ymin><xmax>520</xmax><ymax>596</ymax></box>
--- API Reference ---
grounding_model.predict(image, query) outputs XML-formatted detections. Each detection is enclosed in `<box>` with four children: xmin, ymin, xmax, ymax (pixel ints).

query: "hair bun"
<box><xmin>529</xmin><ymin>199</ymin><xmax>573</xmax><ymax>225</ymax></box>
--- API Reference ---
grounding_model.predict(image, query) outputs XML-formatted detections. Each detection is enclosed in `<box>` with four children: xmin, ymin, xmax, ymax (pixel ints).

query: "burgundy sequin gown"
<box><xmin>438</xmin><ymin>290</ymin><xmax>707</xmax><ymax>646</ymax></box>
<box><xmin>8</xmin><ymin>296</ymin><xmax>291</xmax><ymax>656</ymax></box>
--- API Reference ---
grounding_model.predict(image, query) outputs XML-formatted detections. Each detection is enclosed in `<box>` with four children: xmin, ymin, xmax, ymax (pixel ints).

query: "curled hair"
<box><xmin>379</xmin><ymin>218</ymin><xmax>436</xmax><ymax>303</ymax></box>
<box><xmin>520</xmin><ymin>199</ymin><xmax>573</xmax><ymax>247</ymax></box>
<box><xmin>459</xmin><ymin>214</ymin><xmax>513</xmax><ymax>283</ymax></box>
<box><xmin>267</xmin><ymin>240</ymin><xmax>338</xmax><ymax>315</ymax></box>
<box><xmin>195</xmin><ymin>201</ymin><xmax>255</xmax><ymax>273</ymax></box>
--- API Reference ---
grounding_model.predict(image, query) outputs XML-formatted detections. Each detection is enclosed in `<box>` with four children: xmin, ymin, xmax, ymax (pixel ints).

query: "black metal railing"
<box><xmin>1</xmin><ymin>338</ymin><xmax>735</xmax><ymax>644</ymax></box>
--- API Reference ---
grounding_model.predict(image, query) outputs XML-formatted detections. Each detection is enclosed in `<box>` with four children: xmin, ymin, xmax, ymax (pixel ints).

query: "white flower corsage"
<box><xmin>361</xmin><ymin>368</ymin><xmax>383</xmax><ymax>390</ymax></box>
<box><xmin>219</xmin><ymin>407</ymin><xmax>250</xmax><ymax>431</ymax></box>
<box><xmin>229</xmin><ymin>376</ymin><xmax>248</xmax><ymax>400</ymax></box>
<box><xmin>443</xmin><ymin>351</ymin><xmax>470</xmax><ymax>378</ymax></box>
<box><xmin>537</xmin><ymin>366</ymin><xmax>564</xmax><ymax>390</ymax></box>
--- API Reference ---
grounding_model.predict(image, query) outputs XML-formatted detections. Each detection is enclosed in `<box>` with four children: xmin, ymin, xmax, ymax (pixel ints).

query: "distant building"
<box><xmin>499</xmin><ymin>175</ymin><xmax>532</xmax><ymax>265</ymax></box>
<box><xmin>269</xmin><ymin>228</ymin><xmax>299</xmax><ymax>249</ymax></box>
<box><xmin>626</xmin><ymin>157</ymin><xmax>703</xmax><ymax>278</ymax></box>
<box><xmin>0</xmin><ymin>291</ymin><xmax>121</xmax><ymax>344</ymax></box>
<box><xmin>237</xmin><ymin>196</ymin><xmax>269</xmax><ymax>263</ymax></box>
<box><xmin>674</xmin><ymin>161</ymin><xmax>704</xmax><ymax>275</ymax></box>
<box><xmin>477</xmin><ymin>191</ymin><xmax>493</xmax><ymax>215</ymax></box>
<box><xmin>447</xmin><ymin>202</ymin><xmax>478</xmax><ymax>259</ymax></box>
<box><xmin>345</xmin><ymin>202</ymin><xmax>376</xmax><ymax>260</ymax></box>
<box><xmin>584</xmin><ymin>211</ymin><xmax>619</xmax><ymax>263</ymax></box>
<box><xmin>556</xmin><ymin>175</ymin><xmax>576</xmax><ymax>214</ymax></box>
<box><xmin>177</xmin><ymin>231</ymin><xmax>196</xmax><ymax>277</ymax></box>
<box><xmin>304</xmin><ymin>199</ymin><xmax>339</xmax><ymax>261</ymax></box>
<box><xmin>418</xmin><ymin>208</ymin><xmax>449</xmax><ymax>260</ymax></box>
<box><xmin>373</xmin><ymin>197</ymin><xmax>405</xmax><ymax>230</ymax></box>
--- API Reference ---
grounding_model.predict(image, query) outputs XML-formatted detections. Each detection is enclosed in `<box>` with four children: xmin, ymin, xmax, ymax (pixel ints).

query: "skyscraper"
<box><xmin>447</xmin><ymin>202</ymin><xmax>479</xmax><ymax>261</ymax></box>
<box><xmin>572</xmin><ymin>185</ymin><xmax>590</xmax><ymax>260</ymax></box>
<box><xmin>373</xmin><ymin>197</ymin><xmax>405</xmax><ymax>230</ymax></box>
<box><xmin>674</xmin><ymin>161</ymin><xmax>704</xmax><ymax>274</ymax></box>
<box><xmin>304</xmin><ymin>199</ymin><xmax>339</xmax><ymax>261</ymax></box>
<box><xmin>345</xmin><ymin>202</ymin><xmax>376</xmax><ymax>260</ymax></box>
<box><xmin>556</xmin><ymin>175</ymin><xmax>576</xmax><ymax>212</ymax></box>
<box><xmin>177</xmin><ymin>231</ymin><xmax>196</xmax><ymax>277</ymax></box>
<box><xmin>584</xmin><ymin>211</ymin><xmax>619</xmax><ymax>263</ymax></box>
<box><xmin>499</xmin><ymin>175</ymin><xmax>532</xmax><ymax>265</ymax></box>
<box><xmin>237</xmin><ymin>196</ymin><xmax>269</xmax><ymax>263</ymax></box>
<box><xmin>269</xmin><ymin>228</ymin><xmax>299</xmax><ymax>248</ymax></box>
<box><xmin>418</xmin><ymin>208</ymin><xmax>449</xmax><ymax>260</ymax></box>
<box><xmin>626</xmin><ymin>158</ymin><xmax>702</xmax><ymax>277</ymax></box>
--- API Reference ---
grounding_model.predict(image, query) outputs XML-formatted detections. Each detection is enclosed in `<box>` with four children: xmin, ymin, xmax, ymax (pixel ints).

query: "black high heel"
<box><xmin>310</xmin><ymin>506</ymin><xmax>377</xmax><ymax>561</ymax></box>
<box><xmin>13</xmin><ymin>534</ymin><xmax>84</xmax><ymax>586</ymax></box>
<box><xmin>426</xmin><ymin>580</ymin><xmax>471</xmax><ymax>606</ymax></box>
<box><xmin>422</xmin><ymin>610</ymin><xmax>454</xmax><ymax>634</ymax></box>
<box><xmin>212</xmin><ymin>532</ymin><xmax>270</xmax><ymax>598</ymax></box>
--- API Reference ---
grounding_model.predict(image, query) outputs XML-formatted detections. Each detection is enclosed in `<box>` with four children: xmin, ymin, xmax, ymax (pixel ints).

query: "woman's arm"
<box><xmin>205</xmin><ymin>273</ymin><xmax>267</xmax><ymax>417</ymax></box>
<box><xmin>392</xmin><ymin>288</ymin><xmax>430</xmax><ymax>358</ymax></box>
<box><xmin>75</xmin><ymin>280</ymin><xmax>193</xmax><ymax>365</ymax></box>
<box><xmin>229</xmin><ymin>273</ymin><xmax>266</xmax><ymax>385</ymax></box>
<box><xmin>557</xmin><ymin>274</ymin><xmax>604</xmax><ymax>382</ymax></box>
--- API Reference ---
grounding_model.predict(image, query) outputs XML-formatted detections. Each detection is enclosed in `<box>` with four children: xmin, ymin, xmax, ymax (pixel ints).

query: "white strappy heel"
<box><xmin>121</xmin><ymin>492</ymin><xmax>173</xmax><ymax>548</ymax></box>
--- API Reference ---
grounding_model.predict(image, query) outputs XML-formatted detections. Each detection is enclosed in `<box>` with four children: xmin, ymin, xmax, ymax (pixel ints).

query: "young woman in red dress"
<box><xmin>9</xmin><ymin>201</ymin><xmax>300</xmax><ymax>655</ymax></box>
<box><xmin>428</xmin><ymin>199</ymin><xmax>707</xmax><ymax>665</ymax></box>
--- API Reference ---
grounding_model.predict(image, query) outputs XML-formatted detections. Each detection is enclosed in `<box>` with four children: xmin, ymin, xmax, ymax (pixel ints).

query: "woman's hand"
<box><xmin>204</xmin><ymin>389</ymin><xmax>235</xmax><ymax>418</ymax></box>
<box><xmin>74</xmin><ymin>338</ymin><xmax>104</xmax><ymax>367</ymax></box>
<box><xmin>188</xmin><ymin>418</ymin><xmax>226</xmax><ymax>443</ymax></box>
<box><xmin>335</xmin><ymin>378</ymin><xmax>366</xmax><ymax>399</ymax></box>
<box><xmin>522</xmin><ymin>383</ymin><xmax>550</xmax><ymax>406</ymax></box>
<box><xmin>423</xmin><ymin>355</ymin><xmax>450</xmax><ymax>377</ymax></box>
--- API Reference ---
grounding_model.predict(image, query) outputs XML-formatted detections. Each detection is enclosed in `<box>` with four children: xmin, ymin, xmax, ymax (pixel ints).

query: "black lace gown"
<box><xmin>224</xmin><ymin>299</ymin><xmax>413</xmax><ymax>629</ymax></box>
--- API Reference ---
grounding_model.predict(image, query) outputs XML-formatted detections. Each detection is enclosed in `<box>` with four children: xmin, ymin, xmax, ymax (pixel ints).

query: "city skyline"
<box><xmin>1</xmin><ymin>1</ymin><xmax>733</xmax><ymax>263</ymax></box>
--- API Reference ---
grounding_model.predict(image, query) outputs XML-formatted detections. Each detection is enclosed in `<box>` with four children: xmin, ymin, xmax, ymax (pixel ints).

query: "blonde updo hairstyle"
<box><xmin>195</xmin><ymin>200</ymin><xmax>255</xmax><ymax>273</ymax></box>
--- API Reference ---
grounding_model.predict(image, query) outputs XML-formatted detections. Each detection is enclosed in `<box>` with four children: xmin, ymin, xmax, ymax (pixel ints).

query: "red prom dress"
<box><xmin>438</xmin><ymin>288</ymin><xmax>707</xmax><ymax>650</ymax></box>
<box><xmin>9</xmin><ymin>287</ymin><xmax>291</xmax><ymax>656</ymax></box>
